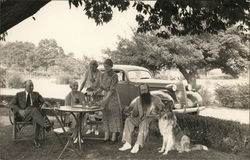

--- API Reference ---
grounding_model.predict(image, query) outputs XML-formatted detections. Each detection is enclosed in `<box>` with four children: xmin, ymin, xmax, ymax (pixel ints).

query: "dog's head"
<box><xmin>160</xmin><ymin>100</ymin><xmax>174</xmax><ymax>117</ymax></box>
<box><xmin>159</xmin><ymin>100</ymin><xmax>177</xmax><ymax>126</ymax></box>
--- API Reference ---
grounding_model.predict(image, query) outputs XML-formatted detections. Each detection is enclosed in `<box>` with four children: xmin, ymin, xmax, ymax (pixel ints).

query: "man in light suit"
<box><xmin>119</xmin><ymin>84</ymin><xmax>164</xmax><ymax>153</ymax></box>
<box><xmin>9</xmin><ymin>80</ymin><xmax>53</xmax><ymax>148</ymax></box>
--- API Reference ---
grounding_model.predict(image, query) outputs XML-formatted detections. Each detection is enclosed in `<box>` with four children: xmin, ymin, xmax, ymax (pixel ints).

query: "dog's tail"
<box><xmin>190</xmin><ymin>144</ymin><xmax>208</xmax><ymax>151</ymax></box>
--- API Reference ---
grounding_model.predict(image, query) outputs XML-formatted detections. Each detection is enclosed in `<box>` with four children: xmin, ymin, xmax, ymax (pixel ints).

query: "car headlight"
<box><xmin>186</xmin><ymin>84</ymin><xmax>192</xmax><ymax>91</ymax></box>
<box><xmin>165</xmin><ymin>84</ymin><xmax>177</xmax><ymax>92</ymax></box>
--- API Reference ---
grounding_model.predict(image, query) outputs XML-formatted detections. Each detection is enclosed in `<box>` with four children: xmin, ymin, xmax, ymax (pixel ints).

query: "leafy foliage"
<box><xmin>0</xmin><ymin>67</ymin><xmax>7</xmax><ymax>87</ymax></box>
<box><xmin>176</xmin><ymin>113</ymin><xmax>250</xmax><ymax>153</ymax></box>
<box><xmin>215</xmin><ymin>83</ymin><xmax>250</xmax><ymax>109</ymax></box>
<box><xmin>104</xmin><ymin>27</ymin><xmax>249</xmax><ymax>88</ymax></box>
<box><xmin>134</xmin><ymin>0</ymin><xmax>250</xmax><ymax>36</ymax></box>
<box><xmin>69</xmin><ymin>0</ymin><xmax>249</xmax><ymax>36</ymax></box>
<box><xmin>0</xmin><ymin>39</ymin><xmax>90</xmax><ymax>78</ymax></box>
<box><xmin>32</xmin><ymin>39</ymin><xmax>64</xmax><ymax>71</ymax></box>
<box><xmin>6</xmin><ymin>72</ymin><xmax>24</xmax><ymax>89</ymax></box>
<box><xmin>0</xmin><ymin>41</ymin><xmax>35</xmax><ymax>70</ymax></box>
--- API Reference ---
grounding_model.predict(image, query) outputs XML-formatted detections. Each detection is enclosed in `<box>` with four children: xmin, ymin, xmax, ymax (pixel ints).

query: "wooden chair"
<box><xmin>9</xmin><ymin>108</ymin><xmax>45</xmax><ymax>141</ymax></box>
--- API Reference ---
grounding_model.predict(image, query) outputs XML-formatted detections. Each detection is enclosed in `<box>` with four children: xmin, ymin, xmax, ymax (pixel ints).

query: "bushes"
<box><xmin>148</xmin><ymin>113</ymin><xmax>250</xmax><ymax>154</ymax></box>
<box><xmin>175</xmin><ymin>113</ymin><xmax>250</xmax><ymax>153</ymax></box>
<box><xmin>215</xmin><ymin>83</ymin><xmax>249</xmax><ymax>109</ymax></box>
<box><xmin>6</xmin><ymin>72</ymin><xmax>24</xmax><ymax>89</ymax></box>
<box><xmin>198</xmin><ymin>87</ymin><xmax>214</xmax><ymax>106</ymax></box>
<box><xmin>0</xmin><ymin>70</ymin><xmax>24</xmax><ymax>89</ymax></box>
<box><xmin>0</xmin><ymin>67</ymin><xmax>7</xmax><ymax>88</ymax></box>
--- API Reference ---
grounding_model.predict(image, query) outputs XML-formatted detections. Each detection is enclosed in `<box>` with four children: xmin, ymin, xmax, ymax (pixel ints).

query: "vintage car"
<box><xmin>98</xmin><ymin>65</ymin><xmax>205</xmax><ymax>114</ymax></box>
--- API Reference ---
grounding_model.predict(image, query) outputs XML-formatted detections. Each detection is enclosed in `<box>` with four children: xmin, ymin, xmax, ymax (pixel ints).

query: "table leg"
<box><xmin>77</xmin><ymin>112</ymin><xmax>85</xmax><ymax>151</ymax></box>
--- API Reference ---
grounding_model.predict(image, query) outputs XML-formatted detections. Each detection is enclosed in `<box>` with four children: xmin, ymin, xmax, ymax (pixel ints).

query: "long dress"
<box><xmin>100</xmin><ymin>70</ymin><xmax>122</xmax><ymax>133</ymax></box>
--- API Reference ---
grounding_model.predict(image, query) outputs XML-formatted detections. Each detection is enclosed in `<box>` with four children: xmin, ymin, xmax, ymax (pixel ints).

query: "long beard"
<box><xmin>140</xmin><ymin>92</ymin><xmax>151</xmax><ymax>107</ymax></box>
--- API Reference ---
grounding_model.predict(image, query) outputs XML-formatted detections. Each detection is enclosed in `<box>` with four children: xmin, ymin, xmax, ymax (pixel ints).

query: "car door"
<box><xmin>113</xmin><ymin>70</ymin><xmax>130</xmax><ymax>107</ymax></box>
<box><xmin>128</xmin><ymin>81</ymin><xmax>139</xmax><ymax>106</ymax></box>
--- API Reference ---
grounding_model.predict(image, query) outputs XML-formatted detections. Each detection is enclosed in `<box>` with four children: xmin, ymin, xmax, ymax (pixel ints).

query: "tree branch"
<box><xmin>0</xmin><ymin>0</ymin><xmax>51</xmax><ymax>34</ymax></box>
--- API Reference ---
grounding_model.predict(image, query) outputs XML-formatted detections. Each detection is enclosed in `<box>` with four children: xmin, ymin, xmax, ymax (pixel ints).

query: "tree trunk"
<box><xmin>177</xmin><ymin>65</ymin><xmax>199</xmax><ymax>90</ymax></box>
<box><xmin>0</xmin><ymin>0</ymin><xmax>51</xmax><ymax>33</ymax></box>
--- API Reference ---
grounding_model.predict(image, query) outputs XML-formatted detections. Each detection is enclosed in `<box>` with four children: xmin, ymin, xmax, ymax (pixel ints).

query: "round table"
<box><xmin>57</xmin><ymin>105</ymin><xmax>103</xmax><ymax>151</ymax></box>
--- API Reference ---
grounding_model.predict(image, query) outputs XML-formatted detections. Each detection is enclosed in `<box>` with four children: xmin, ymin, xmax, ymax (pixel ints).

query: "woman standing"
<box><xmin>97</xmin><ymin>59</ymin><xmax>122</xmax><ymax>143</ymax></box>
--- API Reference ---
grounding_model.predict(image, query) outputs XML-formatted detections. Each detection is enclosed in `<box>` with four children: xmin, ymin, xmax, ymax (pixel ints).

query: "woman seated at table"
<box><xmin>64</xmin><ymin>81</ymin><xmax>85</xmax><ymax>142</ymax></box>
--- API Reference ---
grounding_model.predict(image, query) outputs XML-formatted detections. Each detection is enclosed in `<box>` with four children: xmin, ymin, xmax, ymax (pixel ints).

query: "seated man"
<box><xmin>9</xmin><ymin>80</ymin><xmax>53</xmax><ymax>148</ymax></box>
<box><xmin>119</xmin><ymin>84</ymin><xmax>164</xmax><ymax>153</ymax></box>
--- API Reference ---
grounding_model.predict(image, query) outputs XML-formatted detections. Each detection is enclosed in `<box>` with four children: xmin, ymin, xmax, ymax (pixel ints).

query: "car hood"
<box><xmin>131</xmin><ymin>78</ymin><xmax>178</xmax><ymax>86</ymax></box>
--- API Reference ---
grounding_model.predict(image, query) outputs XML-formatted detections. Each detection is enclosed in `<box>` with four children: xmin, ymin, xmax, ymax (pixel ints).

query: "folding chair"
<box><xmin>9</xmin><ymin>108</ymin><xmax>45</xmax><ymax>141</ymax></box>
<box><xmin>47</xmin><ymin>107</ymin><xmax>80</xmax><ymax>160</ymax></box>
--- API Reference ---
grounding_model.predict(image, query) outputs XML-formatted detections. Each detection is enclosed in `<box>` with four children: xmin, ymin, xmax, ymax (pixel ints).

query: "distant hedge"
<box><xmin>1</xmin><ymin>95</ymin><xmax>249</xmax><ymax>154</ymax></box>
<box><xmin>215</xmin><ymin>83</ymin><xmax>249</xmax><ymax>109</ymax></box>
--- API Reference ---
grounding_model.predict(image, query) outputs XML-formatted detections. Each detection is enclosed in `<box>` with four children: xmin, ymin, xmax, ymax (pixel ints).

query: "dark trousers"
<box><xmin>18</xmin><ymin>107</ymin><xmax>48</xmax><ymax>140</ymax></box>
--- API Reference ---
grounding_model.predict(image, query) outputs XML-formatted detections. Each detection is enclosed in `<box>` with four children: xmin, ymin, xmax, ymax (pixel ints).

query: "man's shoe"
<box><xmin>119</xmin><ymin>142</ymin><xmax>132</xmax><ymax>151</ymax></box>
<box><xmin>130</xmin><ymin>144</ymin><xmax>139</xmax><ymax>153</ymax></box>
<box><xmin>33</xmin><ymin>139</ymin><xmax>41</xmax><ymax>148</ymax></box>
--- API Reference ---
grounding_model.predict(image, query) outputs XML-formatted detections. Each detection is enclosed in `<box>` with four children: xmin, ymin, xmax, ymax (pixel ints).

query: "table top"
<box><xmin>57</xmin><ymin>105</ymin><xmax>103</xmax><ymax>113</ymax></box>
<box><xmin>42</xmin><ymin>105</ymin><xmax>103</xmax><ymax>113</ymax></box>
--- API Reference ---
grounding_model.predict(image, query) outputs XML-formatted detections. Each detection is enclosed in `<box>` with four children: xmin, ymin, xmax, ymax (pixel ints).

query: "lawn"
<box><xmin>0</xmin><ymin>107</ymin><xmax>249</xmax><ymax>160</ymax></box>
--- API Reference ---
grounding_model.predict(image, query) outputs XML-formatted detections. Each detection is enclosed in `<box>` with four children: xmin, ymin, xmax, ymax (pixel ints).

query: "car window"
<box><xmin>99</xmin><ymin>69</ymin><xmax>126</xmax><ymax>81</ymax></box>
<box><xmin>127</xmin><ymin>70</ymin><xmax>152</xmax><ymax>81</ymax></box>
<box><xmin>114</xmin><ymin>70</ymin><xmax>126</xmax><ymax>81</ymax></box>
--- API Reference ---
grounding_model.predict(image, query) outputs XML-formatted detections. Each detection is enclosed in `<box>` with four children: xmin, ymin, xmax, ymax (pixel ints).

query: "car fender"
<box><xmin>129</xmin><ymin>90</ymin><xmax>174</xmax><ymax>106</ymax></box>
<box><xmin>150</xmin><ymin>90</ymin><xmax>174</xmax><ymax>102</ymax></box>
<box><xmin>186</xmin><ymin>91</ymin><xmax>203</xmax><ymax>105</ymax></box>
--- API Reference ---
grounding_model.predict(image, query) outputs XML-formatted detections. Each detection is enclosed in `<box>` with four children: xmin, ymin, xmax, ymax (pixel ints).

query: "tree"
<box><xmin>0</xmin><ymin>41</ymin><xmax>35</xmax><ymax>70</ymax></box>
<box><xmin>33</xmin><ymin>39</ymin><xmax>65</xmax><ymax>71</ymax></box>
<box><xmin>103</xmin><ymin>32</ymin><xmax>167</xmax><ymax>75</ymax></box>
<box><xmin>55</xmin><ymin>55</ymin><xmax>89</xmax><ymax>77</ymax></box>
<box><xmin>1</xmin><ymin>0</ymin><xmax>249</xmax><ymax>37</ymax></box>
<box><xmin>105</xmin><ymin>28</ymin><xmax>249</xmax><ymax>89</ymax></box>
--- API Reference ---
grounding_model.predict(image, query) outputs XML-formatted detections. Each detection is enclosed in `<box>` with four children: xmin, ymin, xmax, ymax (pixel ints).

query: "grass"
<box><xmin>0</xmin><ymin>107</ymin><xmax>249</xmax><ymax>160</ymax></box>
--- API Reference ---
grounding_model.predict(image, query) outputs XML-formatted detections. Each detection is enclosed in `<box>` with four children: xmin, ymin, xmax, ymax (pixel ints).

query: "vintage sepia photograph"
<box><xmin>0</xmin><ymin>0</ymin><xmax>249</xmax><ymax>159</ymax></box>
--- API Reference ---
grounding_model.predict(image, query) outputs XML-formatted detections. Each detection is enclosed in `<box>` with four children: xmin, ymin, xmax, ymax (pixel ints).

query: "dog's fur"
<box><xmin>158</xmin><ymin>106</ymin><xmax>208</xmax><ymax>155</ymax></box>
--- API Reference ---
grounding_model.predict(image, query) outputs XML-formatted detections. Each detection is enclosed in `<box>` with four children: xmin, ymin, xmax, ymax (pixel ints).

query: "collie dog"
<box><xmin>158</xmin><ymin>109</ymin><xmax>208</xmax><ymax>155</ymax></box>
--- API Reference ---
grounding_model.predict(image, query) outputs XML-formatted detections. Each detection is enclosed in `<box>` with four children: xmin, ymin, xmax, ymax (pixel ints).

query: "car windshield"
<box><xmin>127</xmin><ymin>70</ymin><xmax>152</xmax><ymax>81</ymax></box>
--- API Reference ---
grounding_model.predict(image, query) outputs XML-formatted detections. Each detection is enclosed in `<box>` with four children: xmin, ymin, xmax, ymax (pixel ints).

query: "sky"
<box><xmin>4</xmin><ymin>1</ymin><xmax>139</xmax><ymax>60</ymax></box>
